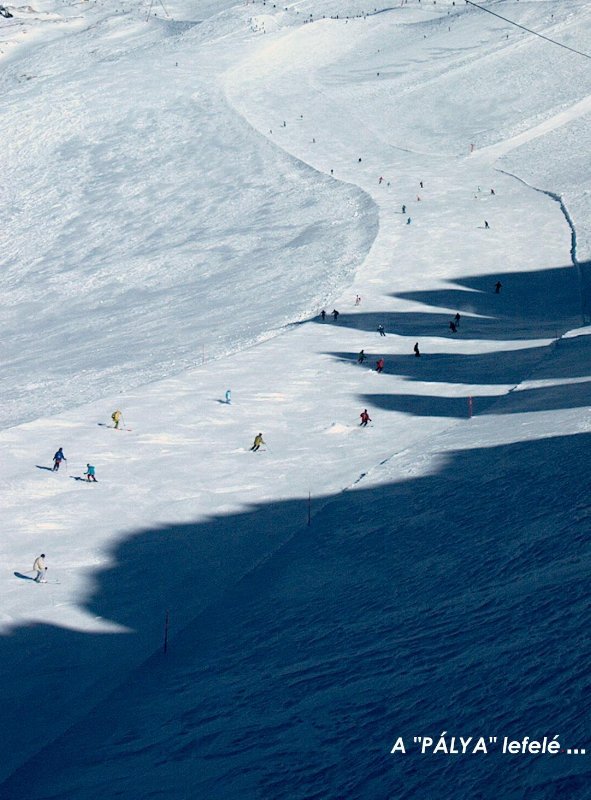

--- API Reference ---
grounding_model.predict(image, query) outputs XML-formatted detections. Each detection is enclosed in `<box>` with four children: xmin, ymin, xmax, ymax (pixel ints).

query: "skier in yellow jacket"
<box><xmin>111</xmin><ymin>410</ymin><xmax>122</xmax><ymax>429</ymax></box>
<box><xmin>250</xmin><ymin>433</ymin><xmax>265</xmax><ymax>452</ymax></box>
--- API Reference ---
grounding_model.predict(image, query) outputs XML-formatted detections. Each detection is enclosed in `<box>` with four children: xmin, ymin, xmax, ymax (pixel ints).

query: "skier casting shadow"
<box><xmin>52</xmin><ymin>447</ymin><xmax>66</xmax><ymax>471</ymax></box>
<box><xmin>250</xmin><ymin>433</ymin><xmax>265</xmax><ymax>452</ymax></box>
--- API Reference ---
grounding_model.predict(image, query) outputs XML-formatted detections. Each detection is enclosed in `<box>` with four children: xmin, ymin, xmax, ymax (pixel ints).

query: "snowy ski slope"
<box><xmin>0</xmin><ymin>0</ymin><xmax>590</xmax><ymax>796</ymax></box>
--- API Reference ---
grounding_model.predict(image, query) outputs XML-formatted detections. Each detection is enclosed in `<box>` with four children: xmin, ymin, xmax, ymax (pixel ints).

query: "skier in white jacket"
<box><xmin>33</xmin><ymin>554</ymin><xmax>47</xmax><ymax>583</ymax></box>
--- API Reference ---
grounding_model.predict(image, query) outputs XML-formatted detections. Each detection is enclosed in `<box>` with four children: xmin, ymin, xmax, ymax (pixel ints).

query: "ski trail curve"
<box><xmin>470</xmin><ymin>93</ymin><xmax>591</xmax><ymax>164</ymax></box>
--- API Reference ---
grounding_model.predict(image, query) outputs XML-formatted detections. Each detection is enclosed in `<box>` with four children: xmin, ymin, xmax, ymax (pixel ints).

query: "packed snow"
<box><xmin>0</xmin><ymin>0</ymin><xmax>590</xmax><ymax>797</ymax></box>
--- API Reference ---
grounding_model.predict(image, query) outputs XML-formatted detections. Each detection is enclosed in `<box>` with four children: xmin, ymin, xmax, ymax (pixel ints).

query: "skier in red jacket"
<box><xmin>360</xmin><ymin>409</ymin><xmax>371</xmax><ymax>426</ymax></box>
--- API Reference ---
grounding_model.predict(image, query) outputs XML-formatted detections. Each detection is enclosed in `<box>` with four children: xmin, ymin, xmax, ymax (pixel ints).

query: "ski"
<box><xmin>97</xmin><ymin>423</ymin><xmax>132</xmax><ymax>431</ymax></box>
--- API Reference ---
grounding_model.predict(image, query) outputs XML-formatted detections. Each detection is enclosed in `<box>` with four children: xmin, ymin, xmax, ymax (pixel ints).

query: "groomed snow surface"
<box><xmin>1</xmin><ymin>0</ymin><xmax>590</xmax><ymax>797</ymax></box>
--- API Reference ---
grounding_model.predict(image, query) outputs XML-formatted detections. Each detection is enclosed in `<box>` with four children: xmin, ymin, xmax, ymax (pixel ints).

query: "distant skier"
<box><xmin>376</xmin><ymin>358</ymin><xmax>385</xmax><ymax>373</ymax></box>
<box><xmin>52</xmin><ymin>447</ymin><xmax>66</xmax><ymax>472</ymax></box>
<box><xmin>402</xmin><ymin>205</ymin><xmax>406</xmax><ymax>214</ymax></box>
<box><xmin>33</xmin><ymin>553</ymin><xmax>47</xmax><ymax>583</ymax></box>
<box><xmin>379</xmin><ymin>176</ymin><xmax>383</xmax><ymax>184</ymax></box>
<box><xmin>225</xmin><ymin>389</ymin><xmax>232</xmax><ymax>404</ymax></box>
<box><xmin>490</xmin><ymin>188</ymin><xmax>495</xmax><ymax>195</ymax></box>
<box><xmin>449</xmin><ymin>321</ymin><xmax>457</xmax><ymax>333</ymax></box>
<box><xmin>355</xmin><ymin>294</ymin><xmax>361</xmax><ymax>306</ymax></box>
<box><xmin>414</xmin><ymin>342</ymin><xmax>421</xmax><ymax>357</ymax></box>
<box><xmin>495</xmin><ymin>281</ymin><xmax>502</xmax><ymax>294</ymax></box>
<box><xmin>332</xmin><ymin>309</ymin><xmax>340</xmax><ymax>321</ymax></box>
<box><xmin>360</xmin><ymin>409</ymin><xmax>371</xmax><ymax>426</ymax></box>
<box><xmin>407</xmin><ymin>217</ymin><xmax>412</xmax><ymax>225</ymax></box>
<box><xmin>111</xmin><ymin>410</ymin><xmax>122</xmax><ymax>429</ymax></box>
<box><xmin>84</xmin><ymin>464</ymin><xmax>97</xmax><ymax>482</ymax></box>
<box><xmin>420</xmin><ymin>180</ymin><xmax>424</xmax><ymax>188</ymax></box>
<box><xmin>320</xmin><ymin>309</ymin><xmax>326</xmax><ymax>321</ymax></box>
<box><xmin>357</xmin><ymin>350</ymin><xmax>366</xmax><ymax>363</ymax></box>
<box><xmin>454</xmin><ymin>312</ymin><xmax>461</xmax><ymax>326</ymax></box>
<box><xmin>484</xmin><ymin>220</ymin><xmax>490</xmax><ymax>229</ymax></box>
<box><xmin>250</xmin><ymin>433</ymin><xmax>265</xmax><ymax>452</ymax></box>
<box><xmin>377</xmin><ymin>324</ymin><xmax>386</xmax><ymax>336</ymax></box>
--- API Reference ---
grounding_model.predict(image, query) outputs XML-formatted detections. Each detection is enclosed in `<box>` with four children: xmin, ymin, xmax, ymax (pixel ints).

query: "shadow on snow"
<box><xmin>313</xmin><ymin>265</ymin><xmax>582</xmax><ymax>340</ymax></box>
<box><xmin>1</xmin><ymin>433</ymin><xmax>590</xmax><ymax>799</ymax></box>
<box><xmin>363</xmin><ymin>379</ymin><xmax>591</xmax><ymax>419</ymax></box>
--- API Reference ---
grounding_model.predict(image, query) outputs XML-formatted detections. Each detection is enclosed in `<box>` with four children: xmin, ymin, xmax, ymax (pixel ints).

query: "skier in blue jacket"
<box><xmin>52</xmin><ymin>448</ymin><xmax>66</xmax><ymax>471</ymax></box>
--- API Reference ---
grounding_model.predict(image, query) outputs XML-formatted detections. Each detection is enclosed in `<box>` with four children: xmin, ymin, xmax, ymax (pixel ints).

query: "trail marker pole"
<box><xmin>468</xmin><ymin>396</ymin><xmax>473</xmax><ymax>418</ymax></box>
<box><xmin>163</xmin><ymin>610</ymin><xmax>170</xmax><ymax>654</ymax></box>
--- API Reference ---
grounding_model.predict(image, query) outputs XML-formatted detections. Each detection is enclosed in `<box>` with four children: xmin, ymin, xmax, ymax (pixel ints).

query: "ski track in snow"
<box><xmin>1</xmin><ymin>0</ymin><xmax>591</xmax><ymax>797</ymax></box>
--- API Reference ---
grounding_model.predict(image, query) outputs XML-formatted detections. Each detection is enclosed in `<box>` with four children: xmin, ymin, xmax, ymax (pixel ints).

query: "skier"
<box><xmin>379</xmin><ymin>176</ymin><xmax>383</xmax><ymax>184</ymax></box>
<box><xmin>52</xmin><ymin>447</ymin><xmax>66</xmax><ymax>472</ymax></box>
<box><xmin>332</xmin><ymin>309</ymin><xmax>340</xmax><ymax>321</ymax></box>
<box><xmin>360</xmin><ymin>409</ymin><xmax>371</xmax><ymax>427</ymax></box>
<box><xmin>490</xmin><ymin>188</ymin><xmax>495</xmax><ymax>195</ymax></box>
<box><xmin>495</xmin><ymin>281</ymin><xmax>502</xmax><ymax>294</ymax></box>
<box><xmin>225</xmin><ymin>389</ymin><xmax>232</xmax><ymax>404</ymax></box>
<box><xmin>414</xmin><ymin>342</ymin><xmax>421</xmax><ymax>357</ymax></box>
<box><xmin>320</xmin><ymin>309</ymin><xmax>326</xmax><ymax>321</ymax></box>
<box><xmin>357</xmin><ymin>350</ymin><xmax>366</xmax><ymax>364</ymax></box>
<box><xmin>111</xmin><ymin>409</ymin><xmax>122</xmax><ymax>429</ymax></box>
<box><xmin>455</xmin><ymin>312</ymin><xmax>461</xmax><ymax>326</ymax></box>
<box><xmin>376</xmin><ymin>358</ymin><xmax>385</xmax><ymax>373</ymax></box>
<box><xmin>355</xmin><ymin>294</ymin><xmax>361</xmax><ymax>306</ymax></box>
<box><xmin>84</xmin><ymin>464</ymin><xmax>97</xmax><ymax>482</ymax></box>
<box><xmin>407</xmin><ymin>217</ymin><xmax>412</xmax><ymax>225</ymax></box>
<box><xmin>250</xmin><ymin>433</ymin><xmax>265</xmax><ymax>452</ymax></box>
<box><xmin>449</xmin><ymin>321</ymin><xmax>457</xmax><ymax>333</ymax></box>
<box><xmin>377</xmin><ymin>324</ymin><xmax>386</xmax><ymax>336</ymax></box>
<box><xmin>420</xmin><ymin>180</ymin><xmax>424</xmax><ymax>188</ymax></box>
<box><xmin>33</xmin><ymin>553</ymin><xmax>47</xmax><ymax>583</ymax></box>
<box><xmin>484</xmin><ymin>220</ymin><xmax>490</xmax><ymax>229</ymax></box>
<box><xmin>402</xmin><ymin>205</ymin><xmax>406</xmax><ymax>214</ymax></box>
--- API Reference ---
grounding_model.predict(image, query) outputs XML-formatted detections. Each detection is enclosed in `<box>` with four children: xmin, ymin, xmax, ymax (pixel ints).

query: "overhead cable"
<box><xmin>464</xmin><ymin>0</ymin><xmax>591</xmax><ymax>61</ymax></box>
